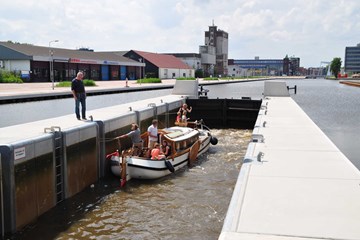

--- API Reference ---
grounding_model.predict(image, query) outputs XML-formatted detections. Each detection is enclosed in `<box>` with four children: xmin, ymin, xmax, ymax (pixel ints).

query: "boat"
<box><xmin>107</xmin><ymin>120</ymin><xmax>218</xmax><ymax>186</ymax></box>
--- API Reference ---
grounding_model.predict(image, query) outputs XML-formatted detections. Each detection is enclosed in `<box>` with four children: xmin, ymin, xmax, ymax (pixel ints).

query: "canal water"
<box><xmin>14</xmin><ymin>129</ymin><xmax>252</xmax><ymax>240</ymax></box>
<box><xmin>205</xmin><ymin>78</ymin><xmax>360</xmax><ymax>170</ymax></box>
<box><xmin>5</xmin><ymin>78</ymin><xmax>360</xmax><ymax>239</ymax></box>
<box><xmin>0</xmin><ymin>89</ymin><xmax>172</xmax><ymax>128</ymax></box>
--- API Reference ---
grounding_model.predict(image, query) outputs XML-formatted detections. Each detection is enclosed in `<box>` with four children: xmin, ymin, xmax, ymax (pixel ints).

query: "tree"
<box><xmin>330</xmin><ymin>57</ymin><xmax>342</xmax><ymax>78</ymax></box>
<box><xmin>195</xmin><ymin>69</ymin><xmax>203</xmax><ymax>78</ymax></box>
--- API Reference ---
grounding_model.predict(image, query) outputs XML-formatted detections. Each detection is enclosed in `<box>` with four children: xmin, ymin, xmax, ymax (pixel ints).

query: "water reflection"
<box><xmin>15</xmin><ymin>129</ymin><xmax>252</xmax><ymax>240</ymax></box>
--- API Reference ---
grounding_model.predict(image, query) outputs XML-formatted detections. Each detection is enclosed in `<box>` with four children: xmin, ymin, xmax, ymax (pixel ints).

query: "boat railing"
<box><xmin>193</xmin><ymin>119</ymin><xmax>211</xmax><ymax>132</ymax></box>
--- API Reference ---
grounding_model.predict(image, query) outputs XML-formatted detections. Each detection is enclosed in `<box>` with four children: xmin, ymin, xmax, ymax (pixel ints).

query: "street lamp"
<box><xmin>49</xmin><ymin>40</ymin><xmax>59</xmax><ymax>90</ymax></box>
<box><xmin>138</xmin><ymin>58</ymin><xmax>142</xmax><ymax>85</ymax></box>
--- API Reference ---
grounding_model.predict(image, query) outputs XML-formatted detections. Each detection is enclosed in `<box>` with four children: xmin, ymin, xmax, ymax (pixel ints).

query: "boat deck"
<box><xmin>219</xmin><ymin>96</ymin><xmax>360</xmax><ymax>240</ymax></box>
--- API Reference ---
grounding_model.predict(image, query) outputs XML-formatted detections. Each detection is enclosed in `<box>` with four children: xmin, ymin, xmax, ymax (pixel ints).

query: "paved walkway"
<box><xmin>0</xmin><ymin>79</ymin><xmax>177</xmax><ymax>98</ymax></box>
<box><xmin>0</xmin><ymin>77</ymin><xmax>306</xmax><ymax>99</ymax></box>
<box><xmin>219</xmin><ymin>82</ymin><xmax>360</xmax><ymax>240</ymax></box>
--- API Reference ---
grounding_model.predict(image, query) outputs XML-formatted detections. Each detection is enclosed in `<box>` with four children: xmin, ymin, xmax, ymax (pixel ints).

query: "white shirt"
<box><xmin>147</xmin><ymin>124</ymin><xmax>158</xmax><ymax>141</ymax></box>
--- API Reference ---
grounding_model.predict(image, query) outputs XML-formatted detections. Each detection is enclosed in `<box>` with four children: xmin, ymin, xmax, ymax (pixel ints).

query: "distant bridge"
<box><xmin>306</xmin><ymin>61</ymin><xmax>331</xmax><ymax>78</ymax></box>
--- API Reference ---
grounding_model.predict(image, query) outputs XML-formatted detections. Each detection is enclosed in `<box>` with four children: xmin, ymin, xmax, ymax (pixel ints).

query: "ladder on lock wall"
<box><xmin>44</xmin><ymin>126</ymin><xmax>64</xmax><ymax>204</ymax></box>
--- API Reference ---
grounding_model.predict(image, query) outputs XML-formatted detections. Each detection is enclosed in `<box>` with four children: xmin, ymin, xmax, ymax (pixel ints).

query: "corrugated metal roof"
<box><xmin>133</xmin><ymin>50</ymin><xmax>192</xmax><ymax>69</ymax></box>
<box><xmin>0</xmin><ymin>42</ymin><xmax>141</xmax><ymax>65</ymax></box>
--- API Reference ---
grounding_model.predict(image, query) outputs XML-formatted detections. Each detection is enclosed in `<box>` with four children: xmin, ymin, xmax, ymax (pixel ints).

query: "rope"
<box><xmin>117</xmin><ymin>138</ymin><xmax>121</xmax><ymax>150</ymax></box>
<box><xmin>157</xmin><ymin>112</ymin><xmax>178</xmax><ymax>116</ymax></box>
<box><xmin>99</xmin><ymin>136</ymin><xmax>122</xmax><ymax>143</ymax></box>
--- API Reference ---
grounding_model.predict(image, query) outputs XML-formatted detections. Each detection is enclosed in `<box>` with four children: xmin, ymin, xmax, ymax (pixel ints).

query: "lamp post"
<box><xmin>49</xmin><ymin>40</ymin><xmax>59</xmax><ymax>90</ymax></box>
<box><xmin>138</xmin><ymin>58</ymin><xmax>142</xmax><ymax>85</ymax></box>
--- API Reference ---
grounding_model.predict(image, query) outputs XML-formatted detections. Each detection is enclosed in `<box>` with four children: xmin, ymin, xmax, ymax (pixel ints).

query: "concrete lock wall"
<box><xmin>172</xmin><ymin>80</ymin><xmax>199</xmax><ymax>99</ymax></box>
<box><xmin>151</xmin><ymin>102</ymin><xmax>165</xmax><ymax>124</ymax></box>
<box><xmin>0</xmin><ymin>96</ymin><xmax>186</xmax><ymax>234</ymax></box>
<box><xmin>63</xmin><ymin>123</ymin><xmax>99</xmax><ymax>199</ymax></box>
<box><xmin>164</xmin><ymin>98</ymin><xmax>184</xmax><ymax>126</ymax></box>
<box><xmin>0</xmin><ymin>146</ymin><xmax>13</xmax><ymax>235</ymax></box>
<box><xmin>0</xmin><ymin>134</ymin><xmax>55</xmax><ymax>233</ymax></box>
<box><xmin>0</xmin><ymin>153</ymin><xmax>3</xmax><ymax>239</ymax></box>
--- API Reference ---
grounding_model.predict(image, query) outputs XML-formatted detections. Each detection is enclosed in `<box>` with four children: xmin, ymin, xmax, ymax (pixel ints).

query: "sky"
<box><xmin>1</xmin><ymin>0</ymin><xmax>360</xmax><ymax>68</ymax></box>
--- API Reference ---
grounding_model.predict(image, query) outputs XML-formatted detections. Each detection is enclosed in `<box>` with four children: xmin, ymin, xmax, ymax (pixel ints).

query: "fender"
<box><xmin>210</xmin><ymin>136</ymin><xmax>218</xmax><ymax>145</ymax></box>
<box><xmin>164</xmin><ymin>160</ymin><xmax>175</xmax><ymax>173</ymax></box>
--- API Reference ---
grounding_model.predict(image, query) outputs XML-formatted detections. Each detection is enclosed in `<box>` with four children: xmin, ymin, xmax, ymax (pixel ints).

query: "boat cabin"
<box><xmin>161</xmin><ymin>127</ymin><xmax>199</xmax><ymax>154</ymax></box>
<box><xmin>137</xmin><ymin>127</ymin><xmax>200</xmax><ymax>159</ymax></box>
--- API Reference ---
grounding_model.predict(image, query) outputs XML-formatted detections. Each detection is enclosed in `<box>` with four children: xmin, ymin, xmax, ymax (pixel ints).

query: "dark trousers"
<box><xmin>75</xmin><ymin>93</ymin><xmax>86</xmax><ymax>119</ymax></box>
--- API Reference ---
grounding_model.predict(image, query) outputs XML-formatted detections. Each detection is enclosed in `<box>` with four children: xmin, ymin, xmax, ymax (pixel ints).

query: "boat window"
<box><xmin>174</xmin><ymin>132</ymin><xmax>200</xmax><ymax>151</ymax></box>
<box><xmin>186</xmin><ymin>139</ymin><xmax>191</xmax><ymax>148</ymax></box>
<box><xmin>175</xmin><ymin>142</ymin><xmax>181</xmax><ymax>151</ymax></box>
<box><xmin>182</xmin><ymin>141</ymin><xmax>187</xmax><ymax>149</ymax></box>
<box><xmin>189</xmin><ymin>136</ymin><xmax>197</xmax><ymax>147</ymax></box>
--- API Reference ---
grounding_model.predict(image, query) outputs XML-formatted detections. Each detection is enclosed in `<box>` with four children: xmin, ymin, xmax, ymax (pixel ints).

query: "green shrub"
<box><xmin>176</xmin><ymin>77</ymin><xmax>196</xmax><ymax>80</ymax></box>
<box><xmin>83</xmin><ymin>79</ymin><xmax>96</xmax><ymax>86</ymax></box>
<box><xmin>247</xmin><ymin>76</ymin><xmax>266</xmax><ymax>79</ymax></box>
<box><xmin>136</xmin><ymin>78</ymin><xmax>161</xmax><ymax>83</ymax></box>
<box><xmin>0</xmin><ymin>70</ymin><xmax>23</xmax><ymax>83</ymax></box>
<box><xmin>56</xmin><ymin>81</ymin><xmax>71</xmax><ymax>87</ymax></box>
<box><xmin>203</xmin><ymin>77</ymin><xmax>219</xmax><ymax>80</ymax></box>
<box><xmin>195</xmin><ymin>69</ymin><xmax>203</xmax><ymax>78</ymax></box>
<box><xmin>55</xmin><ymin>79</ymin><xmax>96</xmax><ymax>87</ymax></box>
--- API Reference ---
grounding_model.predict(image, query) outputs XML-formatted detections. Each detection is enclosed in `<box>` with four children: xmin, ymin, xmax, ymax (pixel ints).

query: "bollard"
<box><xmin>287</xmin><ymin>85</ymin><xmax>297</xmax><ymax>94</ymax></box>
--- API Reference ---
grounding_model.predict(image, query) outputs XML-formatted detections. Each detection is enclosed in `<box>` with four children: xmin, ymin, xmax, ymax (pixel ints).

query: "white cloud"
<box><xmin>0</xmin><ymin>0</ymin><xmax>360</xmax><ymax>67</ymax></box>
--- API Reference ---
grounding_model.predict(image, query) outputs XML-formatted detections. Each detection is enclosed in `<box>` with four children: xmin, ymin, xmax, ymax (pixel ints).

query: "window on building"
<box><xmin>111</xmin><ymin>69</ymin><xmax>119</xmax><ymax>79</ymax></box>
<box><xmin>42</xmin><ymin>68</ymin><xmax>48</xmax><ymax>78</ymax></box>
<box><xmin>91</xmin><ymin>68</ymin><xmax>100</xmax><ymax>80</ymax></box>
<box><xmin>69</xmin><ymin>69</ymin><xmax>77</xmax><ymax>78</ymax></box>
<box><xmin>33</xmin><ymin>68</ymin><xmax>40</xmax><ymax>77</ymax></box>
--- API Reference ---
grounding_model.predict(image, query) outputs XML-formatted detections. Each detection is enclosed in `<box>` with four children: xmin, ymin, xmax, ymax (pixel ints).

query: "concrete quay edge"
<box><xmin>0</xmin><ymin>77</ymin><xmax>305</xmax><ymax>102</ymax></box>
<box><xmin>219</xmin><ymin>95</ymin><xmax>360</xmax><ymax>240</ymax></box>
<box><xmin>0</xmin><ymin>94</ymin><xmax>184</xmax><ymax>144</ymax></box>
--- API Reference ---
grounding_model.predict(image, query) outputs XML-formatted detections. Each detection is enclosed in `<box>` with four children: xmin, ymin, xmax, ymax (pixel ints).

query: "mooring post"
<box><xmin>287</xmin><ymin>85</ymin><xmax>297</xmax><ymax>94</ymax></box>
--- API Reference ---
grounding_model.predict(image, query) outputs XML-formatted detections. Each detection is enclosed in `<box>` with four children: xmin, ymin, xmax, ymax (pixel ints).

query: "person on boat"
<box><xmin>176</xmin><ymin>111</ymin><xmax>181</xmax><ymax>123</ymax></box>
<box><xmin>178</xmin><ymin>103</ymin><xmax>192</xmax><ymax>122</ymax></box>
<box><xmin>118</xmin><ymin>123</ymin><xmax>143</xmax><ymax>154</ymax></box>
<box><xmin>151</xmin><ymin>143</ymin><xmax>165</xmax><ymax>160</ymax></box>
<box><xmin>147</xmin><ymin>119</ymin><xmax>158</xmax><ymax>148</ymax></box>
<box><xmin>161</xmin><ymin>140</ymin><xmax>172</xmax><ymax>157</ymax></box>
